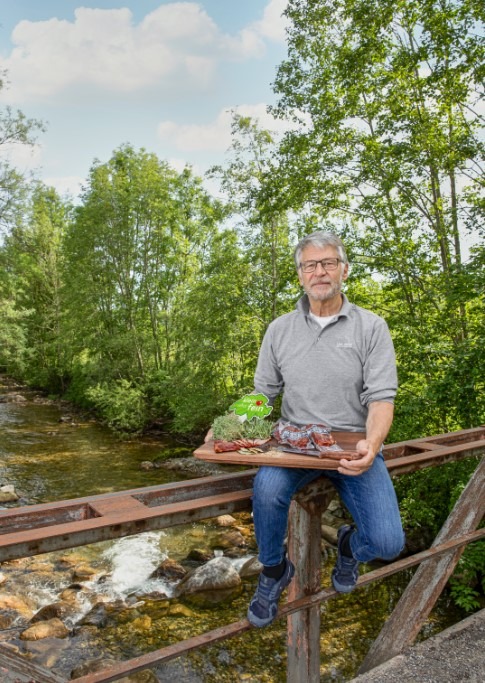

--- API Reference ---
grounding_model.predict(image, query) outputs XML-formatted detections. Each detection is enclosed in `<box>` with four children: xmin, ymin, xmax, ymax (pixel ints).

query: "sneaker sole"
<box><xmin>247</xmin><ymin>562</ymin><xmax>295</xmax><ymax>628</ymax></box>
<box><xmin>331</xmin><ymin>572</ymin><xmax>357</xmax><ymax>593</ymax></box>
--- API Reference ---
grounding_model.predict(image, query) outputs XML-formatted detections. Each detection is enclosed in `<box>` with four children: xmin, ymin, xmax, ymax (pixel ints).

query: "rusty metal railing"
<box><xmin>0</xmin><ymin>426</ymin><xmax>484</xmax><ymax>683</ymax></box>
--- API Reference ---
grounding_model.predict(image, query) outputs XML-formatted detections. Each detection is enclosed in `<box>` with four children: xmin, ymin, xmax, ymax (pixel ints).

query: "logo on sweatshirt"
<box><xmin>336</xmin><ymin>341</ymin><xmax>353</xmax><ymax>348</ymax></box>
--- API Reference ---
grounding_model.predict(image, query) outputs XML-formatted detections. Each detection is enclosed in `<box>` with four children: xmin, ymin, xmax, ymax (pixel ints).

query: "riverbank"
<box><xmin>349</xmin><ymin>608</ymin><xmax>485</xmax><ymax>683</ymax></box>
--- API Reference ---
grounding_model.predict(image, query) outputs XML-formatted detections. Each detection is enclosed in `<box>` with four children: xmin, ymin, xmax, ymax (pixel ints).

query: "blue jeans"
<box><xmin>252</xmin><ymin>453</ymin><xmax>405</xmax><ymax>566</ymax></box>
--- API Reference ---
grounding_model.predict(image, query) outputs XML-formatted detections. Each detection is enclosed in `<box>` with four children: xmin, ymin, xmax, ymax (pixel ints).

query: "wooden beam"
<box><xmin>286</xmin><ymin>490</ymin><xmax>333</xmax><ymax>683</ymax></box>
<box><xmin>358</xmin><ymin>456</ymin><xmax>485</xmax><ymax>674</ymax></box>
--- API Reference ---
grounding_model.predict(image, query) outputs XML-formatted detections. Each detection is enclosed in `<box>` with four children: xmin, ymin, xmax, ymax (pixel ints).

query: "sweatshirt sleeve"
<box><xmin>360</xmin><ymin>318</ymin><xmax>398</xmax><ymax>406</ymax></box>
<box><xmin>254</xmin><ymin>324</ymin><xmax>284</xmax><ymax>403</ymax></box>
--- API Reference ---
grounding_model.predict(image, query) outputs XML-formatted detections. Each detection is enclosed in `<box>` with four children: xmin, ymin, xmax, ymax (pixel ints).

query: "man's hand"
<box><xmin>338</xmin><ymin>439</ymin><xmax>377</xmax><ymax>476</ymax></box>
<box><xmin>204</xmin><ymin>428</ymin><xmax>213</xmax><ymax>443</ymax></box>
<box><xmin>337</xmin><ymin>401</ymin><xmax>394</xmax><ymax>476</ymax></box>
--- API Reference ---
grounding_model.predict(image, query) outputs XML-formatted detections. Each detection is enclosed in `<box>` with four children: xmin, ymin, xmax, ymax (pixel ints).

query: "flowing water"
<box><xmin>0</xmin><ymin>378</ymin><xmax>467</xmax><ymax>682</ymax></box>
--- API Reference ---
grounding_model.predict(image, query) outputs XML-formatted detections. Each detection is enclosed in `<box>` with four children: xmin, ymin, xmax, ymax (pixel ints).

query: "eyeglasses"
<box><xmin>299</xmin><ymin>258</ymin><xmax>341</xmax><ymax>273</ymax></box>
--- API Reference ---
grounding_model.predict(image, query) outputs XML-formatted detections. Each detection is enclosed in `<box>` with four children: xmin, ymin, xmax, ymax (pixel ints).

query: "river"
<box><xmin>0</xmin><ymin>378</ymin><xmax>467</xmax><ymax>682</ymax></box>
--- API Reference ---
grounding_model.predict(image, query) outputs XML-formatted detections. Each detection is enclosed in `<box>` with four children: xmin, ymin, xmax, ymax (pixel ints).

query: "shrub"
<box><xmin>86</xmin><ymin>379</ymin><xmax>147</xmax><ymax>434</ymax></box>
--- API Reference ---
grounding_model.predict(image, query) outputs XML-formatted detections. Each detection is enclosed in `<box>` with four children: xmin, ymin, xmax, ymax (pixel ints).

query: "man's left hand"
<box><xmin>338</xmin><ymin>439</ymin><xmax>377</xmax><ymax>476</ymax></box>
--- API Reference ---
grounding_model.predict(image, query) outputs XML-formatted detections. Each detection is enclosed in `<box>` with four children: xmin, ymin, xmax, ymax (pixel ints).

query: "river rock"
<box><xmin>30</xmin><ymin>601</ymin><xmax>78</xmax><ymax>624</ymax></box>
<box><xmin>327</xmin><ymin>498</ymin><xmax>346</xmax><ymax>518</ymax></box>
<box><xmin>185</xmin><ymin>548</ymin><xmax>212</xmax><ymax>563</ymax></box>
<box><xmin>216</xmin><ymin>514</ymin><xmax>237</xmax><ymax>527</ymax></box>
<box><xmin>175</xmin><ymin>556</ymin><xmax>241</xmax><ymax>602</ymax></box>
<box><xmin>140</xmin><ymin>460</ymin><xmax>155</xmax><ymax>470</ymax></box>
<box><xmin>162</xmin><ymin>458</ymin><xmax>226</xmax><ymax>477</ymax></box>
<box><xmin>20</xmin><ymin>617</ymin><xmax>70</xmax><ymax>640</ymax></box>
<box><xmin>72</xmin><ymin>565</ymin><xmax>98</xmax><ymax>581</ymax></box>
<box><xmin>150</xmin><ymin>558</ymin><xmax>187</xmax><ymax>581</ymax></box>
<box><xmin>0</xmin><ymin>609</ymin><xmax>19</xmax><ymax>630</ymax></box>
<box><xmin>131</xmin><ymin>615</ymin><xmax>152</xmax><ymax>631</ymax></box>
<box><xmin>321</xmin><ymin>524</ymin><xmax>339</xmax><ymax>545</ymax></box>
<box><xmin>59</xmin><ymin>587</ymin><xmax>86</xmax><ymax>606</ymax></box>
<box><xmin>0</xmin><ymin>485</ymin><xmax>19</xmax><ymax>503</ymax></box>
<box><xmin>78</xmin><ymin>604</ymin><xmax>109</xmax><ymax>628</ymax></box>
<box><xmin>168</xmin><ymin>603</ymin><xmax>195</xmax><ymax>618</ymax></box>
<box><xmin>211</xmin><ymin>529</ymin><xmax>247</xmax><ymax>550</ymax></box>
<box><xmin>0</xmin><ymin>593</ymin><xmax>35</xmax><ymax>618</ymax></box>
<box><xmin>0</xmin><ymin>572</ymin><xmax>6</xmax><ymax>585</ymax></box>
<box><xmin>238</xmin><ymin>556</ymin><xmax>263</xmax><ymax>579</ymax></box>
<box><xmin>1</xmin><ymin>393</ymin><xmax>27</xmax><ymax>403</ymax></box>
<box><xmin>56</xmin><ymin>553</ymin><xmax>87</xmax><ymax>569</ymax></box>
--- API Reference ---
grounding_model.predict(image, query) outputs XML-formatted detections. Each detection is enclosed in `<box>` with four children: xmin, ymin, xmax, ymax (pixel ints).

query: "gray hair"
<box><xmin>293</xmin><ymin>231</ymin><xmax>348</xmax><ymax>269</ymax></box>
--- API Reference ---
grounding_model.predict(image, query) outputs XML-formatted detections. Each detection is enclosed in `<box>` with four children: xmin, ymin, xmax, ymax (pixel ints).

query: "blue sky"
<box><xmin>0</xmin><ymin>1</ymin><xmax>289</xmax><ymax>199</ymax></box>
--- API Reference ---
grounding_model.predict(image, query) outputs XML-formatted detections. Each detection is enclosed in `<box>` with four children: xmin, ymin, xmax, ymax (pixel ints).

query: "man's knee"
<box><xmin>374</xmin><ymin>531</ymin><xmax>405</xmax><ymax>561</ymax></box>
<box><xmin>253</xmin><ymin>470</ymin><xmax>292</xmax><ymax>509</ymax></box>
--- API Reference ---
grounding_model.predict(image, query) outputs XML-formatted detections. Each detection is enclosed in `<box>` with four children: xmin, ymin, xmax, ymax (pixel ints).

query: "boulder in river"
<box><xmin>0</xmin><ymin>593</ymin><xmax>35</xmax><ymax>618</ymax></box>
<box><xmin>149</xmin><ymin>558</ymin><xmax>187</xmax><ymax>581</ymax></box>
<box><xmin>30</xmin><ymin>601</ymin><xmax>78</xmax><ymax>624</ymax></box>
<box><xmin>238</xmin><ymin>556</ymin><xmax>263</xmax><ymax>579</ymax></box>
<box><xmin>0</xmin><ymin>485</ymin><xmax>19</xmax><ymax>503</ymax></box>
<box><xmin>175</xmin><ymin>556</ymin><xmax>242</xmax><ymax>605</ymax></box>
<box><xmin>184</xmin><ymin>547</ymin><xmax>213</xmax><ymax>564</ymax></box>
<box><xmin>78</xmin><ymin>604</ymin><xmax>110</xmax><ymax>628</ymax></box>
<box><xmin>20</xmin><ymin>617</ymin><xmax>70</xmax><ymax>640</ymax></box>
<box><xmin>71</xmin><ymin>564</ymin><xmax>99</xmax><ymax>581</ymax></box>
<box><xmin>211</xmin><ymin>529</ymin><xmax>247</xmax><ymax>550</ymax></box>
<box><xmin>215</xmin><ymin>514</ymin><xmax>237</xmax><ymax>527</ymax></box>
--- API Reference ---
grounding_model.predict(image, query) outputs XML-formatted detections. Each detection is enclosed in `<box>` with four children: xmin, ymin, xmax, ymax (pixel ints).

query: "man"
<box><xmin>247</xmin><ymin>231</ymin><xmax>405</xmax><ymax>628</ymax></box>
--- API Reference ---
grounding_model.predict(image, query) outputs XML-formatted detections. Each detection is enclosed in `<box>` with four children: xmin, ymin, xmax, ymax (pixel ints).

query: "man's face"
<box><xmin>297</xmin><ymin>245</ymin><xmax>349</xmax><ymax>303</ymax></box>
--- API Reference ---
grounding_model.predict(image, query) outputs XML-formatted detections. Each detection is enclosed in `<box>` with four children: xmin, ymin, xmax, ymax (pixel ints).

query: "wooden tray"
<box><xmin>194</xmin><ymin>432</ymin><xmax>364</xmax><ymax>470</ymax></box>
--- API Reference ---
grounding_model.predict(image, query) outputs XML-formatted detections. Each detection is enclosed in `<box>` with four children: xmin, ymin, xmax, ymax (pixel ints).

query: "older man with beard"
<box><xmin>246</xmin><ymin>231</ymin><xmax>405</xmax><ymax>628</ymax></box>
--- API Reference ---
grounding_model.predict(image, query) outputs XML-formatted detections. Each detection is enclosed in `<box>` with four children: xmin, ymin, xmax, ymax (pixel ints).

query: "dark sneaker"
<box><xmin>247</xmin><ymin>559</ymin><xmax>295</xmax><ymax>628</ymax></box>
<box><xmin>331</xmin><ymin>525</ymin><xmax>359</xmax><ymax>593</ymax></box>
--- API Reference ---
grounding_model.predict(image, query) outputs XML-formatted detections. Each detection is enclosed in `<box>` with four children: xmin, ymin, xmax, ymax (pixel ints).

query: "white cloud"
<box><xmin>0</xmin><ymin>3</ymin><xmax>276</xmax><ymax>103</ymax></box>
<box><xmin>0</xmin><ymin>141</ymin><xmax>43</xmax><ymax>170</ymax></box>
<box><xmin>157</xmin><ymin>102</ymin><xmax>294</xmax><ymax>153</ymax></box>
<box><xmin>251</xmin><ymin>0</ymin><xmax>289</xmax><ymax>43</ymax></box>
<box><xmin>44</xmin><ymin>175</ymin><xmax>84</xmax><ymax>201</ymax></box>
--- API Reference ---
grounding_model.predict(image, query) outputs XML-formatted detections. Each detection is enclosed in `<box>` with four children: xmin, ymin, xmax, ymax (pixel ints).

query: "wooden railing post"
<box><xmin>359</xmin><ymin>456</ymin><xmax>485</xmax><ymax>674</ymax></box>
<box><xmin>286</xmin><ymin>479</ymin><xmax>335</xmax><ymax>683</ymax></box>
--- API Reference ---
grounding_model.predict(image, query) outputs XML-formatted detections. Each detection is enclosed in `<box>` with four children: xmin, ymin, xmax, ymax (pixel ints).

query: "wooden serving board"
<box><xmin>194</xmin><ymin>432</ymin><xmax>365</xmax><ymax>470</ymax></box>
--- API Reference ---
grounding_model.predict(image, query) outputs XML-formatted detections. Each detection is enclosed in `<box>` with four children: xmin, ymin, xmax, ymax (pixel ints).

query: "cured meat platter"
<box><xmin>194</xmin><ymin>431</ymin><xmax>364</xmax><ymax>470</ymax></box>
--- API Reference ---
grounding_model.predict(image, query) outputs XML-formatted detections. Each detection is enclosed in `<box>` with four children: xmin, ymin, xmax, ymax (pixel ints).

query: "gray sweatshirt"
<box><xmin>254</xmin><ymin>294</ymin><xmax>397</xmax><ymax>432</ymax></box>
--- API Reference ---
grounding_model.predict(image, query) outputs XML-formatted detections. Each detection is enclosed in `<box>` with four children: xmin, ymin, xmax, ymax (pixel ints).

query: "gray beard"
<box><xmin>304</xmin><ymin>278</ymin><xmax>342</xmax><ymax>302</ymax></box>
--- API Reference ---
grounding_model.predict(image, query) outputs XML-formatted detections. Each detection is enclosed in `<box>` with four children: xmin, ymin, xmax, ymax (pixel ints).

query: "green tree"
<box><xmin>270</xmin><ymin>0</ymin><xmax>484</xmax><ymax>435</ymax></box>
<box><xmin>0</xmin><ymin>185</ymin><xmax>71</xmax><ymax>389</ymax></box>
<box><xmin>210</xmin><ymin>114</ymin><xmax>299</xmax><ymax>332</ymax></box>
<box><xmin>63</xmin><ymin>145</ymin><xmax>224</xmax><ymax>430</ymax></box>
<box><xmin>0</xmin><ymin>74</ymin><xmax>45</xmax><ymax>233</ymax></box>
<box><xmin>0</xmin><ymin>76</ymin><xmax>46</xmax><ymax>373</ymax></box>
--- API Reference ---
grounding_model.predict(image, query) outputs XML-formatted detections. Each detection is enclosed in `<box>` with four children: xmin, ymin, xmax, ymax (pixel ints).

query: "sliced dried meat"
<box><xmin>214</xmin><ymin>438</ymin><xmax>270</xmax><ymax>453</ymax></box>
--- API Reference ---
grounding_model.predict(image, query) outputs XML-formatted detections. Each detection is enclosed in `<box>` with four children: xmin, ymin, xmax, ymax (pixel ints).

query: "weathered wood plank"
<box><xmin>358</xmin><ymin>456</ymin><xmax>485</xmax><ymax>674</ymax></box>
<box><xmin>287</xmin><ymin>492</ymin><xmax>333</xmax><ymax>683</ymax></box>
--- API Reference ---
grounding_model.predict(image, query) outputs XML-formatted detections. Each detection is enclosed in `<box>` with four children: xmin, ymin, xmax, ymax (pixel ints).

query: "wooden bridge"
<box><xmin>0</xmin><ymin>426</ymin><xmax>484</xmax><ymax>683</ymax></box>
